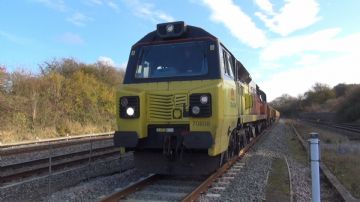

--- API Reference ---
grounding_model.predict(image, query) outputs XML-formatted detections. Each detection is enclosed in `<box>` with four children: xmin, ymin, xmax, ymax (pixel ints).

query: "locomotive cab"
<box><xmin>114</xmin><ymin>21</ymin><xmax>269</xmax><ymax>175</ymax></box>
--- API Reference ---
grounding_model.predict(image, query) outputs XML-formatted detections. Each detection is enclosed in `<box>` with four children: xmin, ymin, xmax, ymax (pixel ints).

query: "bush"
<box><xmin>337</xmin><ymin>86</ymin><xmax>360</xmax><ymax>122</ymax></box>
<box><xmin>1</xmin><ymin>58</ymin><xmax>124</xmax><ymax>143</ymax></box>
<box><xmin>304</xmin><ymin>83</ymin><xmax>335</xmax><ymax>105</ymax></box>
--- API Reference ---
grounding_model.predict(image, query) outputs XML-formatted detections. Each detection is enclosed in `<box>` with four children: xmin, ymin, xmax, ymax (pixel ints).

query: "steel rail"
<box><xmin>0</xmin><ymin>132</ymin><xmax>114</xmax><ymax>156</ymax></box>
<box><xmin>0</xmin><ymin>132</ymin><xmax>113</xmax><ymax>148</ymax></box>
<box><xmin>100</xmin><ymin>174</ymin><xmax>160</xmax><ymax>202</ymax></box>
<box><xmin>1</xmin><ymin>147</ymin><xmax>120</xmax><ymax>185</ymax></box>
<box><xmin>181</xmin><ymin>127</ymin><xmax>270</xmax><ymax>202</ymax></box>
<box><xmin>290</xmin><ymin>121</ymin><xmax>358</xmax><ymax>202</ymax></box>
<box><xmin>100</xmin><ymin>125</ymin><xmax>274</xmax><ymax>202</ymax></box>
<box><xmin>301</xmin><ymin>119</ymin><xmax>360</xmax><ymax>140</ymax></box>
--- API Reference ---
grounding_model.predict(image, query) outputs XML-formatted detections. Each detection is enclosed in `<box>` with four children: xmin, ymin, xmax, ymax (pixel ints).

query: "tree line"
<box><xmin>0</xmin><ymin>58</ymin><xmax>124</xmax><ymax>143</ymax></box>
<box><xmin>1</xmin><ymin>59</ymin><xmax>359</xmax><ymax>143</ymax></box>
<box><xmin>270</xmin><ymin>83</ymin><xmax>360</xmax><ymax>122</ymax></box>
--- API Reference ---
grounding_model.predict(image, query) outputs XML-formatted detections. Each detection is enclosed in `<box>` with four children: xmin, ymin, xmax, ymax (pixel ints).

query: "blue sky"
<box><xmin>1</xmin><ymin>0</ymin><xmax>359</xmax><ymax>100</ymax></box>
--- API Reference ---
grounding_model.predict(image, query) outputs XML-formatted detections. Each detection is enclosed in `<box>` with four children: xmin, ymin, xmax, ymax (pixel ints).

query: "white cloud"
<box><xmin>119</xmin><ymin>62</ymin><xmax>127</xmax><ymax>69</ymax></box>
<box><xmin>254</xmin><ymin>0</ymin><xmax>274</xmax><ymax>15</ymax></box>
<box><xmin>67</xmin><ymin>12</ymin><xmax>93</xmax><ymax>26</ymax></box>
<box><xmin>58</xmin><ymin>32</ymin><xmax>84</xmax><ymax>45</ymax></box>
<box><xmin>98</xmin><ymin>56</ymin><xmax>116</xmax><ymax>66</ymax></box>
<box><xmin>202</xmin><ymin>0</ymin><xmax>267</xmax><ymax>48</ymax></box>
<box><xmin>123</xmin><ymin>0</ymin><xmax>175</xmax><ymax>23</ymax></box>
<box><xmin>85</xmin><ymin>0</ymin><xmax>119</xmax><ymax>11</ymax></box>
<box><xmin>33</xmin><ymin>0</ymin><xmax>67</xmax><ymax>12</ymax></box>
<box><xmin>258</xmin><ymin>30</ymin><xmax>360</xmax><ymax>100</ymax></box>
<box><xmin>260</xmin><ymin>28</ymin><xmax>360</xmax><ymax>62</ymax></box>
<box><xmin>107</xmin><ymin>1</ymin><xmax>119</xmax><ymax>11</ymax></box>
<box><xmin>255</xmin><ymin>0</ymin><xmax>320</xmax><ymax>36</ymax></box>
<box><xmin>295</xmin><ymin>54</ymin><xmax>321</xmax><ymax>66</ymax></box>
<box><xmin>261</xmin><ymin>52</ymin><xmax>360</xmax><ymax>101</ymax></box>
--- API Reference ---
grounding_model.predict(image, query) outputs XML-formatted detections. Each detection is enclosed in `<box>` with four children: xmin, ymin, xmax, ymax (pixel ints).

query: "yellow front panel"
<box><xmin>147</xmin><ymin>93</ymin><xmax>188</xmax><ymax>122</ymax></box>
<box><xmin>116</xmin><ymin>79</ymin><xmax>240</xmax><ymax>156</ymax></box>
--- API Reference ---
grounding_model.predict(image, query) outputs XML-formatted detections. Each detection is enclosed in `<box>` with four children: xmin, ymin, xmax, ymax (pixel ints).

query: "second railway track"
<box><xmin>0</xmin><ymin>132</ymin><xmax>135</xmax><ymax>202</ymax></box>
<box><xmin>0</xmin><ymin>132</ymin><xmax>120</xmax><ymax>186</ymax></box>
<box><xmin>301</xmin><ymin>119</ymin><xmax>360</xmax><ymax>140</ymax></box>
<box><xmin>1</xmin><ymin>146</ymin><xmax>120</xmax><ymax>185</ymax></box>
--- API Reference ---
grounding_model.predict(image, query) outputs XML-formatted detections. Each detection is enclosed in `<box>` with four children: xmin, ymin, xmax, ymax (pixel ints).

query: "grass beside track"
<box><xmin>293</xmin><ymin>121</ymin><xmax>360</xmax><ymax>199</ymax></box>
<box><xmin>265</xmin><ymin>158</ymin><xmax>290</xmax><ymax>201</ymax></box>
<box><xmin>287</xmin><ymin>128</ymin><xmax>308</xmax><ymax>166</ymax></box>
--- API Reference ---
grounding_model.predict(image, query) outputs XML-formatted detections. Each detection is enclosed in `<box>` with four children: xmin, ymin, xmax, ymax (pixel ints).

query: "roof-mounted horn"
<box><xmin>156</xmin><ymin>21</ymin><xmax>187</xmax><ymax>39</ymax></box>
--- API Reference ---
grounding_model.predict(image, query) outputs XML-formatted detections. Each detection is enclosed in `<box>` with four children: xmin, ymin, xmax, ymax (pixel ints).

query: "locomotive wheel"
<box><xmin>256</xmin><ymin>124</ymin><xmax>262</xmax><ymax>135</ymax></box>
<box><xmin>220</xmin><ymin>128</ymin><xmax>249</xmax><ymax>166</ymax></box>
<box><xmin>221</xmin><ymin>130</ymin><xmax>238</xmax><ymax>165</ymax></box>
<box><xmin>251</xmin><ymin>126</ymin><xmax>256</xmax><ymax>138</ymax></box>
<box><xmin>241</xmin><ymin>131</ymin><xmax>247</xmax><ymax>148</ymax></box>
<box><xmin>226</xmin><ymin>131</ymin><xmax>237</xmax><ymax>160</ymax></box>
<box><xmin>238</xmin><ymin>129</ymin><xmax>246</xmax><ymax>150</ymax></box>
<box><xmin>235</xmin><ymin>130</ymin><xmax>242</xmax><ymax>155</ymax></box>
<box><xmin>245</xmin><ymin>127</ymin><xmax>251</xmax><ymax>143</ymax></box>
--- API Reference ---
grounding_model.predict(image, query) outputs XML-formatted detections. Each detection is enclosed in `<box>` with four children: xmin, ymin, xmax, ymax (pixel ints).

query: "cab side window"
<box><xmin>222</xmin><ymin>49</ymin><xmax>234</xmax><ymax>79</ymax></box>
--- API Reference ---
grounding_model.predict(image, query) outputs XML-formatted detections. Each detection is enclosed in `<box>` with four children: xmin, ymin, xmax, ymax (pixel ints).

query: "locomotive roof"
<box><xmin>132</xmin><ymin>22</ymin><xmax>218</xmax><ymax>48</ymax></box>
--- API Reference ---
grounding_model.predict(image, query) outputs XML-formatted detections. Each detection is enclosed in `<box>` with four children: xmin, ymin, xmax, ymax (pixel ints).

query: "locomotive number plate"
<box><xmin>156</xmin><ymin>128</ymin><xmax>174</xmax><ymax>133</ymax></box>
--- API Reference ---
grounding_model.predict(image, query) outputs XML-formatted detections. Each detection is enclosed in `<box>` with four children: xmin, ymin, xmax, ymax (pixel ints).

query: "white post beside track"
<box><xmin>309</xmin><ymin>132</ymin><xmax>321</xmax><ymax>202</ymax></box>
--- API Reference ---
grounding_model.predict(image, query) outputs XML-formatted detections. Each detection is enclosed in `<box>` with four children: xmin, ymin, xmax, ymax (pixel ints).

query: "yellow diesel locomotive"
<box><xmin>114</xmin><ymin>21</ymin><xmax>279</xmax><ymax>175</ymax></box>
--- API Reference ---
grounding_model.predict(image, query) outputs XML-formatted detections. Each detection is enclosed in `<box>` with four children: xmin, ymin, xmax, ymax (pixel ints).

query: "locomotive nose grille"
<box><xmin>148</xmin><ymin>94</ymin><xmax>187</xmax><ymax>120</ymax></box>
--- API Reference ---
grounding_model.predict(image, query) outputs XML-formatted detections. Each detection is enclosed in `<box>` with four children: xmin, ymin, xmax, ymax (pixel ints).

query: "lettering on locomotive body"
<box><xmin>192</xmin><ymin>121</ymin><xmax>210</xmax><ymax>127</ymax></box>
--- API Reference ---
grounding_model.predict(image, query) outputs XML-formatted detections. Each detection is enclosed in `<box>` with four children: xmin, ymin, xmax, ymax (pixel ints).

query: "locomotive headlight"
<box><xmin>120</xmin><ymin>96</ymin><xmax>139</xmax><ymax>118</ymax></box>
<box><xmin>200</xmin><ymin>95</ymin><xmax>209</xmax><ymax>104</ymax></box>
<box><xmin>191</xmin><ymin>106</ymin><xmax>200</xmax><ymax>115</ymax></box>
<box><xmin>166</xmin><ymin>24</ymin><xmax>174</xmax><ymax>32</ymax></box>
<box><xmin>189</xmin><ymin>93</ymin><xmax>211</xmax><ymax>117</ymax></box>
<box><xmin>120</xmin><ymin>97</ymin><xmax>128</xmax><ymax>107</ymax></box>
<box><xmin>126</xmin><ymin>107</ymin><xmax>135</xmax><ymax>116</ymax></box>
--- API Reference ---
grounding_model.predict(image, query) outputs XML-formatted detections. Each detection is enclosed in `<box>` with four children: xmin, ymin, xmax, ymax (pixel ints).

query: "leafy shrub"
<box><xmin>336</xmin><ymin>86</ymin><xmax>360</xmax><ymax>122</ymax></box>
<box><xmin>1</xmin><ymin>58</ymin><xmax>124</xmax><ymax>143</ymax></box>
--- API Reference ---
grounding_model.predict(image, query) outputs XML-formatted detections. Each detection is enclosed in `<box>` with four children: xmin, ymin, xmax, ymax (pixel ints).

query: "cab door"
<box><xmin>219</xmin><ymin>47</ymin><xmax>238</xmax><ymax>131</ymax></box>
<box><xmin>235</xmin><ymin>65</ymin><xmax>243</xmax><ymax>118</ymax></box>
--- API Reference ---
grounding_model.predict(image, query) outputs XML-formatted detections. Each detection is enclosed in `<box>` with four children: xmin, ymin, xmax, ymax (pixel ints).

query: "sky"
<box><xmin>1</xmin><ymin>0</ymin><xmax>359</xmax><ymax>101</ymax></box>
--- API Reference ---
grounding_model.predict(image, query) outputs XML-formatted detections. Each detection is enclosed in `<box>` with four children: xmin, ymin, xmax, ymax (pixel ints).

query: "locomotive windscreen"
<box><xmin>134</xmin><ymin>41</ymin><xmax>209</xmax><ymax>79</ymax></box>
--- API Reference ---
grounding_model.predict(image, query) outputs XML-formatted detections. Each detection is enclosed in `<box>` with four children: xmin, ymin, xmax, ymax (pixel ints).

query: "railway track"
<box><xmin>290</xmin><ymin>122</ymin><xmax>358</xmax><ymax>202</ymax></box>
<box><xmin>0</xmin><ymin>132</ymin><xmax>117</xmax><ymax>186</ymax></box>
<box><xmin>0</xmin><ymin>132</ymin><xmax>113</xmax><ymax>151</ymax></box>
<box><xmin>100</xmin><ymin>126</ymin><xmax>270</xmax><ymax>202</ymax></box>
<box><xmin>301</xmin><ymin>119</ymin><xmax>360</xmax><ymax>140</ymax></box>
<box><xmin>1</xmin><ymin>147</ymin><xmax>119</xmax><ymax>185</ymax></box>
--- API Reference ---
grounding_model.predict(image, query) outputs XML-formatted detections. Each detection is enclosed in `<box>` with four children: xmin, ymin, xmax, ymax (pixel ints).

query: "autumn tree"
<box><xmin>1</xmin><ymin>58</ymin><xmax>125</xmax><ymax>142</ymax></box>
<box><xmin>304</xmin><ymin>83</ymin><xmax>335</xmax><ymax>105</ymax></box>
<box><xmin>270</xmin><ymin>94</ymin><xmax>301</xmax><ymax>117</ymax></box>
<box><xmin>337</xmin><ymin>86</ymin><xmax>360</xmax><ymax>122</ymax></box>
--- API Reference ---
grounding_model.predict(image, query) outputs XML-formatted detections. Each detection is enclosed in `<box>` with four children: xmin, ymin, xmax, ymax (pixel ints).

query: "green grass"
<box><xmin>0</xmin><ymin>122</ymin><xmax>113</xmax><ymax>144</ymax></box>
<box><xmin>322</xmin><ymin>149</ymin><xmax>360</xmax><ymax>198</ymax></box>
<box><xmin>286</xmin><ymin>124</ymin><xmax>308</xmax><ymax>166</ymax></box>
<box><xmin>293</xmin><ymin>121</ymin><xmax>360</xmax><ymax>199</ymax></box>
<box><xmin>266</xmin><ymin>158</ymin><xmax>291</xmax><ymax>201</ymax></box>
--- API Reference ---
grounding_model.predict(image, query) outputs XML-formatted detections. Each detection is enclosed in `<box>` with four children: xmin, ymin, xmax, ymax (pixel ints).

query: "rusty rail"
<box><xmin>290</xmin><ymin>121</ymin><xmax>358</xmax><ymax>202</ymax></box>
<box><xmin>100</xmin><ymin>125</ymin><xmax>273</xmax><ymax>202</ymax></box>
<box><xmin>0</xmin><ymin>132</ymin><xmax>113</xmax><ymax>156</ymax></box>
<box><xmin>100</xmin><ymin>174</ymin><xmax>160</xmax><ymax>202</ymax></box>
<box><xmin>1</xmin><ymin>147</ymin><xmax>120</xmax><ymax>184</ymax></box>
<box><xmin>181</xmin><ymin>126</ymin><xmax>271</xmax><ymax>202</ymax></box>
<box><xmin>300</xmin><ymin>119</ymin><xmax>360</xmax><ymax>140</ymax></box>
<box><xmin>1</xmin><ymin>132</ymin><xmax>120</xmax><ymax>187</ymax></box>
